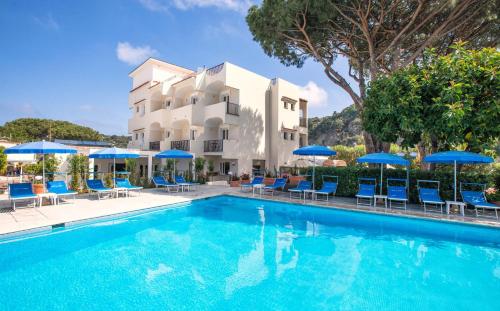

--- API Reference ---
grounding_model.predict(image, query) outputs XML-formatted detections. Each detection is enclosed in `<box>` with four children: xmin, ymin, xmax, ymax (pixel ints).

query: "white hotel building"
<box><xmin>127</xmin><ymin>58</ymin><xmax>308</xmax><ymax>177</ymax></box>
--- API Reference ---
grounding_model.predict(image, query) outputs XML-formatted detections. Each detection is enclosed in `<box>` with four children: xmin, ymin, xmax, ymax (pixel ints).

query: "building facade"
<box><xmin>127</xmin><ymin>58</ymin><xmax>308</xmax><ymax>176</ymax></box>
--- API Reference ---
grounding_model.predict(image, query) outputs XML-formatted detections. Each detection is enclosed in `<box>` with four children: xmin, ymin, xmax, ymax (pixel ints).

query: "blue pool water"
<box><xmin>0</xmin><ymin>195</ymin><xmax>499</xmax><ymax>310</ymax></box>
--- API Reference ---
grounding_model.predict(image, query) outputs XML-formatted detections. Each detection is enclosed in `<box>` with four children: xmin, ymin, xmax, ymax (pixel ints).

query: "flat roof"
<box><xmin>128</xmin><ymin>58</ymin><xmax>194</xmax><ymax>77</ymax></box>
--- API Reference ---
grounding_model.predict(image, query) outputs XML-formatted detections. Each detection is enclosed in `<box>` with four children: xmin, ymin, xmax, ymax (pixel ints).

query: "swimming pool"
<box><xmin>0</xmin><ymin>195</ymin><xmax>499</xmax><ymax>310</ymax></box>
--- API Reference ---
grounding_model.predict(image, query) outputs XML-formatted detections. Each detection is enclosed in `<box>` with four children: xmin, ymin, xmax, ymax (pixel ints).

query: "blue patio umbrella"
<box><xmin>357</xmin><ymin>153</ymin><xmax>410</xmax><ymax>195</ymax></box>
<box><xmin>423</xmin><ymin>151</ymin><xmax>493</xmax><ymax>201</ymax></box>
<box><xmin>154</xmin><ymin>149</ymin><xmax>194</xmax><ymax>176</ymax></box>
<box><xmin>293</xmin><ymin>145</ymin><xmax>336</xmax><ymax>189</ymax></box>
<box><xmin>89</xmin><ymin>147</ymin><xmax>140</xmax><ymax>187</ymax></box>
<box><xmin>4</xmin><ymin>140</ymin><xmax>77</xmax><ymax>190</ymax></box>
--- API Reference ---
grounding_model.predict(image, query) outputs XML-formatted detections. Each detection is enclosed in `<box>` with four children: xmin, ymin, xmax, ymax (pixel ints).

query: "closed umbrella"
<box><xmin>357</xmin><ymin>153</ymin><xmax>410</xmax><ymax>195</ymax></box>
<box><xmin>4</xmin><ymin>140</ymin><xmax>77</xmax><ymax>191</ymax></box>
<box><xmin>154</xmin><ymin>149</ymin><xmax>194</xmax><ymax>178</ymax></box>
<box><xmin>423</xmin><ymin>151</ymin><xmax>493</xmax><ymax>201</ymax></box>
<box><xmin>89</xmin><ymin>147</ymin><xmax>139</xmax><ymax>187</ymax></box>
<box><xmin>293</xmin><ymin>145</ymin><xmax>336</xmax><ymax>189</ymax></box>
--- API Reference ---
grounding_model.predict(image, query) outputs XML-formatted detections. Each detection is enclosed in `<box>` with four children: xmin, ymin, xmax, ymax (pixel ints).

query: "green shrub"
<box><xmin>309</xmin><ymin>166</ymin><xmax>494</xmax><ymax>203</ymax></box>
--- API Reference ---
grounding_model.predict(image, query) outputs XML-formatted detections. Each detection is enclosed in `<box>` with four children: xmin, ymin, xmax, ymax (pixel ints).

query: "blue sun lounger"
<box><xmin>114</xmin><ymin>178</ymin><xmax>143</xmax><ymax>196</ymax></box>
<box><xmin>288</xmin><ymin>180</ymin><xmax>312</xmax><ymax>199</ymax></box>
<box><xmin>387</xmin><ymin>178</ymin><xmax>408</xmax><ymax>210</ymax></box>
<box><xmin>174</xmin><ymin>176</ymin><xmax>199</xmax><ymax>191</ymax></box>
<box><xmin>86</xmin><ymin>179</ymin><xmax>114</xmax><ymax>200</ymax></box>
<box><xmin>262</xmin><ymin>178</ymin><xmax>286</xmax><ymax>196</ymax></box>
<box><xmin>313</xmin><ymin>178</ymin><xmax>338</xmax><ymax>201</ymax></box>
<box><xmin>460</xmin><ymin>183</ymin><xmax>500</xmax><ymax>219</ymax></box>
<box><xmin>240</xmin><ymin>176</ymin><xmax>264</xmax><ymax>192</ymax></box>
<box><xmin>356</xmin><ymin>178</ymin><xmax>376</xmax><ymax>207</ymax></box>
<box><xmin>47</xmin><ymin>181</ymin><xmax>77</xmax><ymax>204</ymax></box>
<box><xmin>8</xmin><ymin>183</ymin><xmax>37</xmax><ymax>210</ymax></box>
<box><xmin>152</xmin><ymin>176</ymin><xmax>179</xmax><ymax>192</ymax></box>
<box><xmin>417</xmin><ymin>180</ymin><xmax>444</xmax><ymax>213</ymax></box>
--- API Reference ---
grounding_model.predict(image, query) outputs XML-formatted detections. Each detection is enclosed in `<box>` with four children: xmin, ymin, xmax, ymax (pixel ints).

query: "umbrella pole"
<box><xmin>113</xmin><ymin>158</ymin><xmax>116</xmax><ymax>188</ymax></box>
<box><xmin>313</xmin><ymin>156</ymin><xmax>316</xmax><ymax>189</ymax></box>
<box><xmin>380</xmin><ymin>164</ymin><xmax>383</xmax><ymax>195</ymax></box>
<box><xmin>454</xmin><ymin>160</ymin><xmax>457</xmax><ymax>202</ymax></box>
<box><xmin>42</xmin><ymin>154</ymin><xmax>46</xmax><ymax>192</ymax></box>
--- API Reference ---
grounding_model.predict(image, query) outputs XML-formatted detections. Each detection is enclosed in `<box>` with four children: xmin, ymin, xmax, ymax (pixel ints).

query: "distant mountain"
<box><xmin>0</xmin><ymin>118</ymin><xmax>130</xmax><ymax>148</ymax></box>
<box><xmin>308</xmin><ymin>105</ymin><xmax>362</xmax><ymax>146</ymax></box>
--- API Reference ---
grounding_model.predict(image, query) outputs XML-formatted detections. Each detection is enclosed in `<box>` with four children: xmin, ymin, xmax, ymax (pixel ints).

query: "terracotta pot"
<box><xmin>230</xmin><ymin>180</ymin><xmax>241</xmax><ymax>187</ymax></box>
<box><xmin>288</xmin><ymin>176</ymin><xmax>305</xmax><ymax>186</ymax></box>
<box><xmin>263</xmin><ymin>178</ymin><xmax>275</xmax><ymax>185</ymax></box>
<box><xmin>33</xmin><ymin>183</ymin><xmax>45</xmax><ymax>194</ymax></box>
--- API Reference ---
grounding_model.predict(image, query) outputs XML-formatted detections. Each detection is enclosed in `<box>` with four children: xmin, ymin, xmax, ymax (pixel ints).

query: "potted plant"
<box><xmin>486</xmin><ymin>187</ymin><xmax>500</xmax><ymax>206</ymax></box>
<box><xmin>229</xmin><ymin>174</ymin><xmax>240</xmax><ymax>187</ymax></box>
<box><xmin>32</xmin><ymin>176</ymin><xmax>45</xmax><ymax>194</ymax></box>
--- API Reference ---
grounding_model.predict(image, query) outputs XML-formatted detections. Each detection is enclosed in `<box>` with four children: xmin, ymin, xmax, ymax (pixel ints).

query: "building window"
<box><xmin>190</xmin><ymin>129</ymin><xmax>196</xmax><ymax>140</ymax></box>
<box><xmin>222</xmin><ymin>94</ymin><xmax>230</xmax><ymax>103</ymax></box>
<box><xmin>222</xmin><ymin>129</ymin><xmax>229</xmax><ymax>140</ymax></box>
<box><xmin>283</xmin><ymin>101</ymin><xmax>288</xmax><ymax>109</ymax></box>
<box><xmin>291</xmin><ymin>103</ymin><xmax>295</xmax><ymax>111</ymax></box>
<box><xmin>166</xmin><ymin>100</ymin><xmax>171</xmax><ymax>108</ymax></box>
<box><xmin>283</xmin><ymin>132</ymin><xmax>288</xmax><ymax>140</ymax></box>
<box><xmin>167</xmin><ymin>131</ymin><xmax>170</xmax><ymax>138</ymax></box>
<box><xmin>290</xmin><ymin>133</ymin><xmax>295</xmax><ymax>141</ymax></box>
<box><xmin>191</xmin><ymin>97</ymin><xmax>198</xmax><ymax>105</ymax></box>
<box><xmin>135</xmin><ymin>133</ymin><xmax>138</xmax><ymax>140</ymax></box>
<box><xmin>140</xmin><ymin>133</ymin><xmax>144</xmax><ymax>141</ymax></box>
<box><xmin>136</xmin><ymin>106</ymin><xmax>139</xmax><ymax>113</ymax></box>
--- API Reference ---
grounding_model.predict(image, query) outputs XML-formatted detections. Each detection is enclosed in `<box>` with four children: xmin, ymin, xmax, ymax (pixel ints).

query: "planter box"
<box><xmin>33</xmin><ymin>183</ymin><xmax>45</xmax><ymax>194</ymax></box>
<box><xmin>263</xmin><ymin>178</ymin><xmax>275</xmax><ymax>185</ymax></box>
<box><xmin>229</xmin><ymin>180</ymin><xmax>241</xmax><ymax>187</ymax></box>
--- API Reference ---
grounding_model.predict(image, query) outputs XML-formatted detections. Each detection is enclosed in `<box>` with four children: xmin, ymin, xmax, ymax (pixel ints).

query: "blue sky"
<box><xmin>0</xmin><ymin>0</ymin><xmax>354</xmax><ymax>135</ymax></box>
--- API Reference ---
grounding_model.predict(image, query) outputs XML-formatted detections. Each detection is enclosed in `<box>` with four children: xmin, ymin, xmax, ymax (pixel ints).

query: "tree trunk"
<box><xmin>362</xmin><ymin>131</ymin><xmax>390</xmax><ymax>153</ymax></box>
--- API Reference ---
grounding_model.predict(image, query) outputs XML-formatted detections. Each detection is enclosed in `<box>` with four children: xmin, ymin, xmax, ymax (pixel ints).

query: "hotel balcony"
<box><xmin>149</xmin><ymin>141</ymin><xmax>161</xmax><ymax>151</ymax></box>
<box><xmin>205</xmin><ymin>101</ymin><xmax>239</xmax><ymax>125</ymax></box>
<box><xmin>171</xmin><ymin>139</ymin><xmax>190</xmax><ymax>151</ymax></box>
<box><xmin>203</xmin><ymin>139</ymin><xmax>238</xmax><ymax>157</ymax></box>
<box><xmin>299</xmin><ymin>117</ymin><xmax>307</xmax><ymax>128</ymax></box>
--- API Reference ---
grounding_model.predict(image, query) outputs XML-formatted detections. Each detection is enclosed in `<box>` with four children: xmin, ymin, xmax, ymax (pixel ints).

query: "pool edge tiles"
<box><xmin>228</xmin><ymin>193</ymin><xmax>500</xmax><ymax>229</ymax></box>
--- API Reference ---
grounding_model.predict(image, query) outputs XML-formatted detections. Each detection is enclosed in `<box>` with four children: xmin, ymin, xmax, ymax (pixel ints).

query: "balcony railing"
<box><xmin>299</xmin><ymin>117</ymin><xmax>307</xmax><ymax>128</ymax></box>
<box><xmin>226</xmin><ymin>102</ymin><xmax>240</xmax><ymax>116</ymax></box>
<box><xmin>149</xmin><ymin>141</ymin><xmax>161</xmax><ymax>151</ymax></box>
<box><xmin>204</xmin><ymin>139</ymin><xmax>223</xmax><ymax>152</ymax></box>
<box><xmin>171</xmin><ymin>140</ymin><xmax>190</xmax><ymax>151</ymax></box>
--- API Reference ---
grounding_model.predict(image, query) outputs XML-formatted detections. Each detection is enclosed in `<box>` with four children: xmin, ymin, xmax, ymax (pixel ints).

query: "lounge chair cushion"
<box><xmin>9</xmin><ymin>183</ymin><xmax>37</xmax><ymax>199</ymax></box>
<box><xmin>47</xmin><ymin>181</ymin><xmax>77</xmax><ymax>195</ymax></box>
<box><xmin>388</xmin><ymin>186</ymin><xmax>408</xmax><ymax>201</ymax></box>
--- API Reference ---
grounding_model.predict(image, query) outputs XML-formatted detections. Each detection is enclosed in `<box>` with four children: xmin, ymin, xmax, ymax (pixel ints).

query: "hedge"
<box><xmin>307</xmin><ymin>166</ymin><xmax>497</xmax><ymax>203</ymax></box>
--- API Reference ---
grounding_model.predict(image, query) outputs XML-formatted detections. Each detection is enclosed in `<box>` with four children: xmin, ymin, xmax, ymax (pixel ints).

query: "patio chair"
<box><xmin>47</xmin><ymin>181</ymin><xmax>77</xmax><ymax>204</ymax></box>
<box><xmin>387</xmin><ymin>178</ymin><xmax>408</xmax><ymax>210</ymax></box>
<box><xmin>313</xmin><ymin>178</ymin><xmax>338</xmax><ymax>202</ymax></box>
<box><xmin>417</xmin><ymin>180</ymin><xmax>444</xmax><ymax>213</ymax></box>
<box><xmin>356</xmin><ymin>178</ymin><xmax>376</xmax><ymax>207</ymax></box>
<box><xmin>288</xmin><ymin>180</ymin><xmax>312</xmax><ymax>199</ymax></box>
<box><xmin>8</xmin><ymin>183</ymin><xmax>37</xmax><ymax>210</ymax></box>
<box><xmin>86</xmin><ymin>179</ymin><xmax>114</xmax><ymax>200</ymax></box>
<box><xmin>152</xmin><ymin>176</ymin><xmax>179</xmax><ymax>192</ymax></box>
<box><xmin>114</xmin><ymin>178</ymin><xmax>143</xmax><ymax>196</ymax></box>
<box><xmin>262</xmin><ymin>178</ymin><xmax>287</xmax><ymax>196</ymax></box>
<box><xmin>460</xmin><ymin>183</ymin><xmax>500</xmax><ymax>219</ymax></box>
<box><xmin>174</xmin><ymin>175</ymin><xmax>199</xmax><ymax>191</ymax></box>
<box><xmin>240</xmin><ymin>176</ymin><xmax>264</xmax><ymax>192</ymax></box>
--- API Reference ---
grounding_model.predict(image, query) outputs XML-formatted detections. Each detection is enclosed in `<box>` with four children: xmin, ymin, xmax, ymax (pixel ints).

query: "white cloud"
<box><xmin>204</xmin><ymin>21</ymin><xmax>240</xmax><ymax>38</ymax></box>
<box><xmin>33</xmin><ymin>13</ymin><xmax>60</xmax><ymax>31</ymax></box>
<box><xmin>138</xmin><ymin>0</ymin><xmax>253</xmax><ymax>13</ymax></box>
<box><xmin>116</xmin><ymin>42</ymin><xmax>158</xmax><ymax>66</ymax></box>
<box><xmin>299</xmin><ymin>81</ymin><xmax>328</xmax><ymax>107</ymax></box>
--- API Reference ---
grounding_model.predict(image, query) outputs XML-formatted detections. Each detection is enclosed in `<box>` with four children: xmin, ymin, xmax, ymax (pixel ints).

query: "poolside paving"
<box><xmin>0</xmin><ymin>185</ymin><xmax>499</xmax><ymax>237</ymax></box>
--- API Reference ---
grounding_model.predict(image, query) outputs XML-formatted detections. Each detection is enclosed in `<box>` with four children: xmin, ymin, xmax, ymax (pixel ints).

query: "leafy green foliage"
<box><xmin>23</xmin><ymin>155</ymin><xmax>60</xmax><ymax>182</ymax></box>
<box><xmin>363</xmin><ymin>45</ymin><xmax>500</xmax><ymax>154</ymax></box>
<box><xmin>0</xmin><ymin>118</ymin><xmax>129</xmax><ymax>147</ymax></box>
<box><xmin>310</xmin><ymin>166</ymin><xmax>494</xmax><ymax>203</ymax></box>
<box><xmin>308</xmin><ymin>105</ymin><xmax>362</xmax><ymax>146</ymax></box>
<box><xmin>69</xmin><ymin>155</ymin><xmax>89</xmax><ymax>192</ymax></box>
<box><xmin>0</xmin><ymin>146</ymin><xmax>7</xmax><ymax>175</ymax></box>
<box><xmin>331</xmin><ymin>145</ymin><xmax>366</xmax><ymax>166</ymax></box>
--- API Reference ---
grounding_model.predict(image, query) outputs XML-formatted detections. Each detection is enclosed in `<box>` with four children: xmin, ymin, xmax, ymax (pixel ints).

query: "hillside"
<box><xmin>0</xmin><ymin>118</ymin><xmax>129</xmax><ymax>148</ymax></box>
<box><xmin>308</xmin><ymin>105</ymin><xmax>362</xmax><ymax>146</ymax></box>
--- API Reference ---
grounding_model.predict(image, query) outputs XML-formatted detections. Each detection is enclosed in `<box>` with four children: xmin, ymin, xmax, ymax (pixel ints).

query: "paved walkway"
<box><xmin>1</xmin><ymin>185</ymin><xmax>498</xmax><ymax>237</ymax></box>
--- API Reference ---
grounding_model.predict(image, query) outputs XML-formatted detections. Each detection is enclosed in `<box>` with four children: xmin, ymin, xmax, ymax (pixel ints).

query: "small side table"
<box><xmin>37</xmin><ymin>193</ymin><xmax>57</xmax><ymax>207</ymax></box>
<box><xmin>303</xmin><ymin>190</ymin><xmax>316</xmax><ymax>203</ymax></box>
<box><xmin>446</xmin><ymin>201</ymin><xmax>465</xmax><ymax>216</ymax></box>
<box><xmin>114</xmin><ymin>187</ymin><xmax>128</xmax><ymax>198</ymax></box>
<box><xmin>253</xmin><ymin>184</ymin><xmax>265</xmax><ymax>196</ymax></box>
<box><xmin>373</xmin><ymin>195</ymin><xmax>388</xmax><ymax>208</ymax></box>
